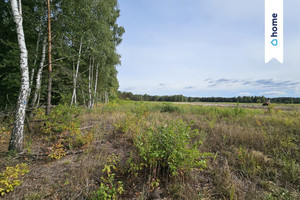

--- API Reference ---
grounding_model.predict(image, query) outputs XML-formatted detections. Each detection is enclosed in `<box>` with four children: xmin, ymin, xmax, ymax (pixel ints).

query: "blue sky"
<box><xmin>116</xmin><ymin>0</ymin><xmax>300</xmax><ymax>97</ymax></box>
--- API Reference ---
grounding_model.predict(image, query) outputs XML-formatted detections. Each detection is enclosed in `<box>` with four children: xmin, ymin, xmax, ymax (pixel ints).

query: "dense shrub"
<box><xmin>32</xmin><ymin>105</ymin><xmax>92</xmax><ymax>159</ymax></box>
<box><xmin>159</xmin><ymin>103</ymin><xmax>180</xmax><ymax>113</ymax></box>
<box><xmin>134</xmin><ymin>120</ymin><xmax>209</xmax><ymax>177</ymax></box>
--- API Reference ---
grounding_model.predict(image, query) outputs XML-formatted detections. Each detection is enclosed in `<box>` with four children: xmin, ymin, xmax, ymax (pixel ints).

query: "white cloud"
<box><xmin>238</xmin><ymin>92</ymin><xmax>252</xmax><ymax>96</ymax></box>
<box><xmin>261</xmin><ymin>91</ymin><xmax>287</xmax><ymax>96</ymax></box>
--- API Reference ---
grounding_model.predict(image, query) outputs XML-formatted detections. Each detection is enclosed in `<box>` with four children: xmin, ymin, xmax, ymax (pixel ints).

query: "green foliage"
<box><xmin>48</xmin><ymin>139</ymin><xmax>66</xmax><ymax>160</ymax></box>
<box><xmin>280</xmin><ymin>157</ymin><xmax>300</xmax><ymax>186</ymax></box>
<box><xmin>34</xmin><ymin>104</ymin><xmax>82</xmax><ymax>137</ymax></box>
<box><xmin>93</xmin><ymin>154</ymin><xmax>124</xmax><ymax>200</ymax></box>
<box><xmin>263</xmin><ymin>182</ymin><xmax>295</xmax><ymax>200</ymax></box>
<box><xmin>135</xmin><ymin>120</ymin><xmax>209</xmax><ymax>177</ymax></box>
<box><xmin>0</xmin><ymin>0</ymin><xmax>124</xmax><ymax>109</ymax></box>
<box><xmin>118</xmin><ymin>92</ymin><xmax>300</xmax><ymax>104</ymax></box>
<box><xmin>0</xmin><ymin>0</ymin><xmax>41</xmax><ymax>110</ymax></box>
<box><xmin>159</xmin><ymin>103</ymin><xmax>180</xmax><ymax>113</ymax></box>
<box><xmin>237</xmin><ymin>147</ymin><xmax>262</xmax><ymax>177</ymax></box>
<box><xmin>0</xmin><ymin>101</ymin><xmax>299</xmax><ymax>198</ymax></box>
<box><xmin>113</xmin><ymin>113</ymin><xmax>146</xmax><ymax>138</ymax></box>
<box><xmin>0</xmin><ymin>163</ymin><xmax>29</xmax><ymax>196</ymax></box>
<box><xmin>33</xmin><ymin>105</ymin><xmax>92</xmax><ymax>159</ymax></box>
<box><xmin>233</xmin><ymin>102</ymin><xmax>245</xmax><ymax>116</ymax></box>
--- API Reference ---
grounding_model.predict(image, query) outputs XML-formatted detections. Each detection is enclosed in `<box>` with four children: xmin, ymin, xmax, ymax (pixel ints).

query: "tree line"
<box><xmin>118</xmin><ymin>92</ymin><xmax>300</xmax><ymax>104</ymax></box>
<box><xmin>0</xmin><ymin>0</ymin><xmax>124</xmax><ymax>151</ymax></box>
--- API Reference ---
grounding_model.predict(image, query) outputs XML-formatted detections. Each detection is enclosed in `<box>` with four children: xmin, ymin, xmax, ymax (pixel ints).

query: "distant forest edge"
<box><xmin>118</xmin><ymin>91</ymin><xmax>300</xmax><ymax>104</ymax></box>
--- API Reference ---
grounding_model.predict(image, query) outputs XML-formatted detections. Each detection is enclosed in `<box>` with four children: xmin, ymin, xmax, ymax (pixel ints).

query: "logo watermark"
<box><xmin>265</xmin><ymin>0</ymin><xmax>283</xmax><ymax>63</ymax></box>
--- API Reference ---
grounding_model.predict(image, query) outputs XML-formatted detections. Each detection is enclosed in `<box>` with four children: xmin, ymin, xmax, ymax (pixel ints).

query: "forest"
<box><xmin>0</xmin><ymin>1</ymin><xmax>299</xmax><ymax>200</ymax></box>
<box><xmin>0</xmin><ymin>0</ymin><xmax>124</xmax><ymax>111</ymax></box>
<box><xmin>118</xmin><ymin>92</ymin><xmax>300</xmax><ymax>104</ymax></box>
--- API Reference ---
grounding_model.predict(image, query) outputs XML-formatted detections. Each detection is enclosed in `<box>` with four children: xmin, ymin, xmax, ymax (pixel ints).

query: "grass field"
<box><xmin>0</xmin><ymin>101</ymin><xmax>299</xmax><ymax>199</ymax></box>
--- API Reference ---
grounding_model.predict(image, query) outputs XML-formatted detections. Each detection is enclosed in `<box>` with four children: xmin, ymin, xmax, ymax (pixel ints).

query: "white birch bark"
<box><xmin>30</xmin><ymin>69</ymin><xmax>35</xmax><ymax>87</ymax></box>
<box><xmin>71</xmin><ymin>38</ymin><xmax>82</xmax><ymax>106</ymax></box>
<box><xmin>92</xmin><ymin>63</ymin><xmax>99</xmax><ymax>107</ymax></box>
<box><xmin>88</xmin><ymin>58</ymin><xmax>92</xmax><ymax>108</ymax></box>
<box><xmin>9</xmin><ymin>0</ymin><xmax>29</xmax><ymax>152</ymax></box>
<box><xmin>90</xmin><ymin>58</ymin><xmax>94</xmax><ymax>107</ymax></box>
<box><xmin>31</xmin><ymin>37</ymin><xmax>47</xmax><ymax>108</ymax></box>
<box><xmin>71</xmin><ymin>62</ymin><xmax>75</xmax><ymax>104</ymax></box>
<box><xmin>27</xmin><ymin>68</ymin><xmax>35</xmax><ymax>100</ymax></box>
<box><xmin>28</xmin><ymin>19</ymin><xmax>42</xmax><ymax>102</ymax></box>
<box><xmin>33</xmin><ymin>28</ymin><xmax>41</xmax><ymax>68</ymax></box>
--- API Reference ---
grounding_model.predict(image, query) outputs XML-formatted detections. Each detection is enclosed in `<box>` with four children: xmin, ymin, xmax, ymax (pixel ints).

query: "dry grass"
<box><xmin>0</xmin><ymin>101</ymin><xmax>299</xmax><ymax>199</ymax></box>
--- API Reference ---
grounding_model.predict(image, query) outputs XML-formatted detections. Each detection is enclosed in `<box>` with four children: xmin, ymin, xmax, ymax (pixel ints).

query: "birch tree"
<box><xmin>71</xmin><ymin>38</ymin><xmax>82</xmax><ymax>106</ymax></box>
<box><xmin>92</xmin><ymin>63</ymin><xmax>99</xmax><ymax>107</ymax></box>
<box><xmin>31</xmin><ymin>37</ymin><xmax>47</xmax><ymax>108</ymax></box>
<box><xmin>88</xmin><ymin>58</ymin><xmax>93</xmax><ymax>108</ymax></box>
<box><xmin>1</xmin><ymin>0</ymin><xmax>124</xmax><ymax>111</ymax></box>
<box><xmin>9</xmin><ymin>0</ymin><xmax>29</xmax><ymax>152</ymax></box>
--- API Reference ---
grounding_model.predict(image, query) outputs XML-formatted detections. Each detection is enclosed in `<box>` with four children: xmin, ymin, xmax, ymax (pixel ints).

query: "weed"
<box><xmin>266</xmin><ymin>104</ymin><xmax>275</xmax><ymax>114</ymax></box>
<box><xmin>48</xmin><ymin>140</ymin><xmax>66</xmax><ymax>160</ymax></box>
<box><xmin>25</xmin><ymin>139</ymin><xmax>33</xmax><ymax>154</ymax></box>
<box><xmin>263</xmin><ymin>182</ymin><xmax>296</xmax><ymax>200</ymax></box>
<box><xmin>32</xmin><ymin>105</ymin><xmax>92</xmax><ymax>159</ymax></box>
<box><xmin>281</xmin><ymin>157</ymin><xmax>300</xmax><ymax>186</ymax></box>
<box><xmin>93</xmin><ymin>154</ymin><xmax>124</xmax><ymax>200</ymax></box>
<box><xmin>237</xmin><ymin>147</ymin><xmax>262</xmax><ymax>177</ymax></box>
<box><xmin>33</xmin><ymin>104</ymin><xmax>82</xmax><ymax>139</ymax></box>
<box><xmin>233</xmin><ymin>102</ymin><xmax>245</xmax><ymax>116</ymax></box>
<box><xmin>0</xmin><ymin>163</ymin><xmax>29</xmax><ymax>196</ymax></box>
<box><xmin>1</xmin><ymin>101</ymin><xmax>299</xmax><ymax>199</ymax></box>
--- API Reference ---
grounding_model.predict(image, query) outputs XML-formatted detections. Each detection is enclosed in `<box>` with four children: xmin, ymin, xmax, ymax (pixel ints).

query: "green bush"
<box><xmin>134</xmin><ymin>120</ymin><xmax>209</xmax><ymax>177</ymax></box>
<box><xmin>159</xmin><ymin>103</ymin><xmax>180</xmax><ymax>113</ymax></box>
<box><xmin>33</xmin><ymin>104</ymin><xmax>82</xmax><ymax>137</ymax></box>
<box><xmin>0</xmin><ymin>163</ymin><xmax>29</xmax><ymax>196</ymax></box>
<box><xmin>32</xmin><ymin>104</ymin><xmax>91</xmax><ymax>159</ymax></box>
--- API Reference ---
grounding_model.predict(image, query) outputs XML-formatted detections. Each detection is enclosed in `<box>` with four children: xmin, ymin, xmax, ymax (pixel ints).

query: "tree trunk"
<box><xmin>90</xmin><ymin>58</ymin><xmax>94</xmax><ymax>107</ymax></box>
<box><xmin>31</xmin><ymin>37</ymin><xmax>47</xmax><ymax>108</ymax></box>
<box><xmin>92</xmin><ymin>63</ymin><xmax>99</xmax><ymax>107</ymax></box>
<box><xmin>105</xmin><ymin>91</ymin><xmax>109</xmax><ymax>104</ymax></box>
<box><xmin>71</xmin><ymin>38</ymin><xmax>82</xmax><ymax>106</ymax></box>
<box><xmin>9</xmin><ymin>0</ymin><xmax>29</xmax><ymax>152</ymax></box>
<box><xmin>28</xmin><ymin>20</ymin><xmax>42</xmax><ymax>102</ymax></box>
<box><xmin>88</xmin><ymin>58</ymin><xmax>92</xmax><ymax>108</ymax></box>
<box><xmin>46</xmin><ymin>0</ymin><xmax>52</xmax><ymax>115</ymax></box>
<box><xmin>28</xmin><ymin>68</ymin><xmax>35</xmax><ymax>100</ymax></box>
<box><xmin>33</xmin><ymin>25</ymin><xmax>42</xmax><ymax>68</ymax></box>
